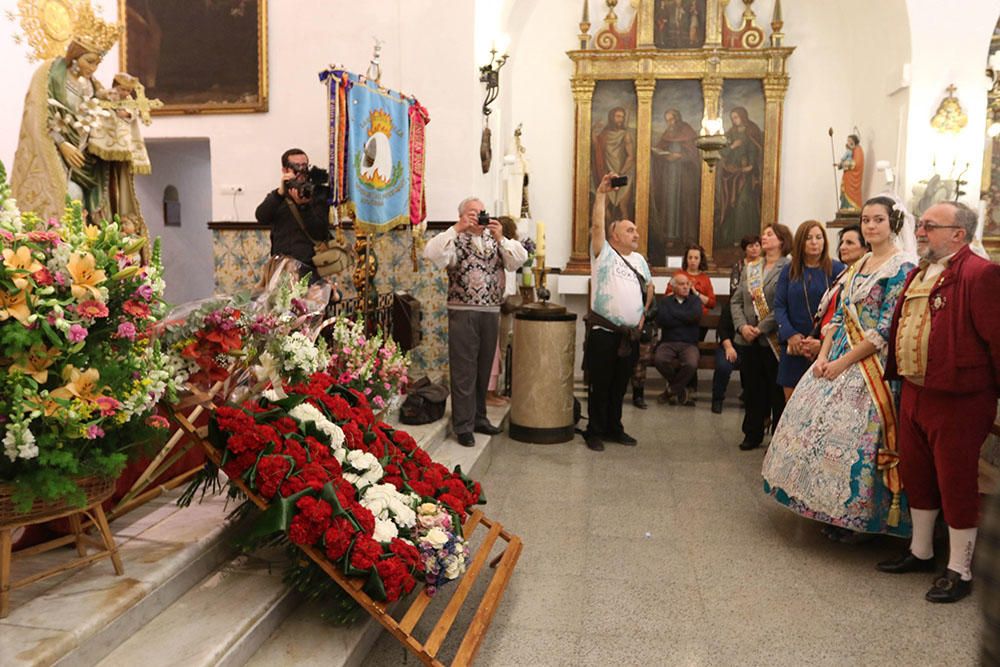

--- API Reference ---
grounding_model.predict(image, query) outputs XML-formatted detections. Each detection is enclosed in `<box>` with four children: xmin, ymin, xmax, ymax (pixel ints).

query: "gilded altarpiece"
<box><xmin>567</xmin><ymin>0</ymin><xmax>793</xmax><ymax>273</ymax></box>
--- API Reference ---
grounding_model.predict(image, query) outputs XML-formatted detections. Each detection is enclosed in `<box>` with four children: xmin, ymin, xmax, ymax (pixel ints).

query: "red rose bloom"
<box><xmin>324</xmin><ymin>517</ymin><xmax>356</xmax><ymax>561</ymax></box>
<box><xmin>350</xmin><ymin>535</ymin><xmax>383</xmax><ymax>570</ymax></box>
<box><xmin>411</xmin><ymin>448</ymin><xmax>432</xmax><ymax>467</ymax></box>
<box><xmin>438</xmin><ymin>493</ymin><xmax>466</xmax><ymax>518</ymax></box>
<box><xmin>273</xmin><ymin>417</ymin><xmax>298</xmax><ymax>435</ymax></box>
<box><xmin>389</xmin><ymin>538</ymin><xmax>420</xmax><ymax>569</ymax></box>
<box><xmin>408</xmin><ymin>480</ymin><xmax>434</xmax><ymax>498</ymax></box>
<box><xmin>351</xmin><ymin>504</ymin><xmax>376</xmax><ymax>536</ymax></box>
<box><xmin>376</xmin><ymin>556</ymin><xmax>416</xmax><ymax>601</ymax></box>
<box><xmin>255</xmin><ymin>454</ymin><xmax>292</xmax><ymax>498</ymax></box>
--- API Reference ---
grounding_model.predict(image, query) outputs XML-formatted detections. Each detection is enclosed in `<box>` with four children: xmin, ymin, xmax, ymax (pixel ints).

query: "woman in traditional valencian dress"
<box><xmin>11</xmin><ymin>11</ymin><xmax>144</xmax><ymax>236</ymax></box>
<box><xmin>762</xmin><ymin>196</ymin><xmax>916</xmax><ymax>538</ymax></box>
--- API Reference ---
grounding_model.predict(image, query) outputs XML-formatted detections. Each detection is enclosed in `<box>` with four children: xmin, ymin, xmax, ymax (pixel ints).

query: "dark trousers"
<box><xmin>898</xmin><ymin>381</ymin><xmax>997</xmax><ymax>529</ymax></box>
<box><xmin>653</xmin><ymin>341</ymin><xmax>699</xmax><ymax>395</ymax></box>
<box><xmin>711</xmin><ymin>346</ymin><xmax>742</xmax><ymax>401</ymax></box>
<box><xmin>738</xmin><ymin>344</ymin><xmax>784</xmax><ymax>445</ymax></box>
<box><xmin>448</xmin><ymin>309</ymin><xmax>499</xmax><ymax>435</ymax></box>
<box><xmin>585</xmin><ymin>328</ymin><xmax>637</xmax><ymax>438</ymax></box>
<box><xmin>630</xmin><ymin>337</ymin><xmax>657</xmax><ymax>392</ymax></box>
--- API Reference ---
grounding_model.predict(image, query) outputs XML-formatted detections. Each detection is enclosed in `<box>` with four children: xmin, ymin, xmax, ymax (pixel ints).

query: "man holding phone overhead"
<box><xmin>582</xmin><ymin>173</ymin><xmax>655</xmax><ymax>452</ymax></box>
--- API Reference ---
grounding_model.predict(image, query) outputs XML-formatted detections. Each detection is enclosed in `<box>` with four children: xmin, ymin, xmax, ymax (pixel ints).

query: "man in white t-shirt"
<box><xmin>583</xmin><ymin>173</ymin><xmax>654</xmax><ymax>451</ymax></box>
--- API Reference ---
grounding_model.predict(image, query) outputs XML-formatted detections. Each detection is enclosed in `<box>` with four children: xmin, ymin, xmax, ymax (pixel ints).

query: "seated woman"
<box><xmin>773</xmin><ymin>221</ymin><xmax>844</xmax><ymax>401</ymax></box>
<box><xmin>762</xmin><ymin>196</ymin><xmax>916</xmax><ymax>540</ymax></box>
<box><xmin>666</xmin><ymin>243</ymin><xmax>716</xmax><ymax>316</ymax></box>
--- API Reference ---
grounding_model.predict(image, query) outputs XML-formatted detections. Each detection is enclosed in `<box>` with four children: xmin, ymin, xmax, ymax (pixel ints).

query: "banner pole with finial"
<box><xmin>828</xmin><ymin>128</ymin><xmax>840</xmax><ymax>213</ymax></box>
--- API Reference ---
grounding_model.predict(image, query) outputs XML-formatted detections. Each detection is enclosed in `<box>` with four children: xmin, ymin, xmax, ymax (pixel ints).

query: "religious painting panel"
<box><xmin>653</xmin><ymin>0</ymin><xmax>708</xmax><ymax>49</ymax></box>
<box><xmin>982</xmin><ymin>14</ymin><xmax>1000</xmax><ymax>258</ymax></box>
<box><xmin>713</xmin><ymin>79</ymin><xmax>766</xmax><ymax>267</ymax></box>
<box><xmin>648</xmin><ymin>80</ymin><xmax>704</xmax><ymax>266</ymax></box>
<box><xmin>590</xmin><ymin>80</ymin><xmax>638</xmax><ymax>224</ymax></box>
<box><xmin>120</xmin><ymin>0</ymin><xmax>268</xmax><ymax>114</ymax></box>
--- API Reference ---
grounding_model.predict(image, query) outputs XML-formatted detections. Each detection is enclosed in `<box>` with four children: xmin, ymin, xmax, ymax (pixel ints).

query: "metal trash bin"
<box><xmin>509</xmin><ymin>305</ymin><xmax>577</xmax><ymax>443</ymax></box>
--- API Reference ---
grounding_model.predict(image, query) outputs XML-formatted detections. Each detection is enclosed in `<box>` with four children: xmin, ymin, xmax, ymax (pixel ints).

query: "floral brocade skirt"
<box><xmin>761</xmin><ymin>363</ymin><xmax>912</xmax><ymax>537</ymax></box>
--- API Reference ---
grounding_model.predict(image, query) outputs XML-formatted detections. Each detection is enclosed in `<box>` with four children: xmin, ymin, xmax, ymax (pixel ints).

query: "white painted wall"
<box><xmin>904</xmin><ymin>0</ymin><xmax>996</xmax><ymax>204</ymax></box>
<box><xmin>134</xmin><ymin>139</ymin><xmax>213</xmax><ymax>304</ymax></box>
<box><xmin>1</xmin><ymin>0</ymin><xmax>480</xmax><ymax>224</ymax></box>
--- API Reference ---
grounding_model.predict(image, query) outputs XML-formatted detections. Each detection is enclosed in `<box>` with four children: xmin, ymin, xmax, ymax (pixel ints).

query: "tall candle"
<box><xmin>535</xmin><ymin>221</ymin><xmax>546</xmax><ymax>255</ymax></box>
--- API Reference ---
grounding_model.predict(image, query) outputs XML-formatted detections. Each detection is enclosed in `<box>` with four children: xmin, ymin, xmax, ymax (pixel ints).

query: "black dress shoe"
<box><xmin>925</xmin><ymin>569</ymin><xmax>972</xmax><ymax>603</ymax></box>
<box><xmin>474</xmin><ymin>422</ymin><xmax>502</xmax><ymax>435</ymax></box>
<box><xmin>738</xmin><ymin>439</ymin><xmax>760</xmax><ymax>451</ymax></box>
<box><xmin>875</xmin><ymin>551</ymin><xmax>936</xmax><ymax>574</ymax></box>
<box><xmin>711</xmin><ymin>400</ymin><xmax>723</xmax><ymax>414</ymax></box>
<box><xmin>457</xmin><ymin>432</ymin><xmax>475</xmax><ymax>447</ymax></box>
<box><xmin>632</xmin><ymin>395</ymin><xmax>648</xmax><ymax>409</ymax></box>
<box><xmin>584</xmin><ymin>433</ymin><xmax>605</xmax><ymax>451</ymax></box>
<box><xmin>608</xmin><ymin>431</ymin><xmax>637</xmax><ymax>446</ymax></box>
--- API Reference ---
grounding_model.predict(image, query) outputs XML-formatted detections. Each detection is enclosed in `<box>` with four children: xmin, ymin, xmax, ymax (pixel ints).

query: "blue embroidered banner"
<box><xmin>344</xmin><ymin>74</ymin><xmax>411</xmax><ymax>232</ymax></box>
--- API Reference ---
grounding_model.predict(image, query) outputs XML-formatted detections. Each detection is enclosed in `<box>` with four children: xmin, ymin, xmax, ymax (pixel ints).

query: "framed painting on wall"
<box><xmin>713</xmin><ymin>79</ymin><xmax>765</xmax><ymax>267</ymax></box>
<box><xmin>653</xmin><ymin>0</ymin><xmax>707</xmax><ymax>49</ymax></box>
<box><xmin>591</xmin><ymin>80</ymin><xmax>639</xmax><ymax>224</ymax></box>
<box><xmin>648</xmin><ymin>80</ymin><xmax>703</xmax><ymax>265</ymax></box>
<box><xmin>119</xmin><ymin>0</ymin><xmax>268</xmax><ymax>114</ymax></box>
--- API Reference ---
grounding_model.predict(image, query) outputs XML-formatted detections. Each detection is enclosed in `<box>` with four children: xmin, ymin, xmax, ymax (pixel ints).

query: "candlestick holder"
<box><xmin>524</xmin><ymin>253</ymin><xmax>565</xmax><ymax>314</ymax></box>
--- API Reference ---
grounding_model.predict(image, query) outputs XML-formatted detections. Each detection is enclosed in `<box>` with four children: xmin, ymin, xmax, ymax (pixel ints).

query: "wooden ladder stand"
<box><xmin>165</xmin><ymin>403</ymin><xmax>523</xmax><ymax>666</ymax></box>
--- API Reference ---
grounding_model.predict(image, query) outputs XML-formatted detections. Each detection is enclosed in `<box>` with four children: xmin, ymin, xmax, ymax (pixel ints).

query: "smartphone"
<box><xmin>610</xmin><ymin>175</ymin><xmax>628</xmax><ymax>188</ymax></box>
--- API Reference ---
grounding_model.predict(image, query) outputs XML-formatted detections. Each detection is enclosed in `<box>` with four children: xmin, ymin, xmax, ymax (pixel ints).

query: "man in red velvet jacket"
<box><xmin>877</xmin><ymin>201</ymin><xmax>1000</xmax><ymax>603</ymax></box>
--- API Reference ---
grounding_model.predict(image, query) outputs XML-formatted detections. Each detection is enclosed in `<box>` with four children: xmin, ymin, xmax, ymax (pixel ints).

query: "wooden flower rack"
<box><xmin>0</xmin><ymin>477</ymin><xmax>124</xmax><ymax>618</ymax></box>
<box><xmin>165</xmin><ymin>404</ymin><xmax>523</xmax><ymax>666</ymax></box>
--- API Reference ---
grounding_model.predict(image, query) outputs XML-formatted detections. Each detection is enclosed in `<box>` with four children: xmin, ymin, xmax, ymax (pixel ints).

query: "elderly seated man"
<box><xmin>654</xmin><ymin>272</ymin><xmax>703</xmax><ymax>406</ymax></box>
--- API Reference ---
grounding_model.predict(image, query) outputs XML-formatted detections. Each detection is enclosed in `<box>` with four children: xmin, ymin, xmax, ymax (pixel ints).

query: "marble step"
<box><xmin>1</xmin><ymin>491</ymin><xmax>239</xmax><ymax>667</ymax></box>
<box><xmin>94</xmin><ymin>548</ymin><xmax>297</xmax><ymax>667</ymax></box>
<box><xmin>245</xmin><ymin>403</ymin><xmax>508</xmax><ymax>667</ymax></box>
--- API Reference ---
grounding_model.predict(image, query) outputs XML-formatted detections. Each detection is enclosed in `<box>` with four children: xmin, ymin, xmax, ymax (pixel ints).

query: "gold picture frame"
<box><xmin>118</xmin><ymin>0</ymin><xmax>268</xmax><ymax>115</ymax></box>
<box><xmin>566</xmin><ymin>0</ymin><xmax>793</xmax><ymax>273</ymax></box>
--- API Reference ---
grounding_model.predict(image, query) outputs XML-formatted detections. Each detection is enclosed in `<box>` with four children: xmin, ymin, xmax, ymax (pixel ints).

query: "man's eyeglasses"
<box><xmin>915</xmin><ymin>220</ymin><xmax>962</xmax><ymax>232</ymax></box>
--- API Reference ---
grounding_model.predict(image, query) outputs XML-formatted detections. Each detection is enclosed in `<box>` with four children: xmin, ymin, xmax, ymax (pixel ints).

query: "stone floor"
<box><xmin>363</xmin><ymin>387</ymin><xmax>982</xmax><ymax>667</ymax></box>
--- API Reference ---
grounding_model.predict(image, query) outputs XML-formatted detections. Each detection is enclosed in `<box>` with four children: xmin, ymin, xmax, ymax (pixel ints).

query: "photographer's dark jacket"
<box><xmin>254</xmin><ymin>190</ymin><xmax>329</xmax><ymax>273</ymax></box>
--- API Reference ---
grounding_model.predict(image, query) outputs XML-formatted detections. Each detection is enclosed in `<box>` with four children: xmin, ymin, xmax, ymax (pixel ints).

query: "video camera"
<box><xmin>284</xmin><ymin>164</ymin><xmax>330</xmax><ymax>201</ymax></box>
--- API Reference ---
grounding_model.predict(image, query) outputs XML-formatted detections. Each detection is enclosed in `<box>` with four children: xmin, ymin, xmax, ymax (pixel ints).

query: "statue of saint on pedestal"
<box><xmin>837</xmin><ymin>133</ymin><xmax>865</xmax><ymax>213</ymax></box>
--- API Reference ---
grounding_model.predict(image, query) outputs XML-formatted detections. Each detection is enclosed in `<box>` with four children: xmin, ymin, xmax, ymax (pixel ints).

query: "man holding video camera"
<box><xmin>255</xmin><ymin>148</ymin><xmax>330</xmax><ymax>282</ymax></box>
<box><xmin>424</xmin><ymin>197</ymin><xmax>528</xmax><ymax>447</ymax></box>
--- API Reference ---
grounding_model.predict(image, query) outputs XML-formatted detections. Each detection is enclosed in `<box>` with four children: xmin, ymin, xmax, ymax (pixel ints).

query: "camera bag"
<box><xmin>285</xmin><ymin>200</ymin><xmax>351</xmax><ymax>277</ymax></box>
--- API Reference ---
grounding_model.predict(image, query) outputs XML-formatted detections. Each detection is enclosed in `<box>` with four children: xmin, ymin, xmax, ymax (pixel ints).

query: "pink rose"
<box><xmin>116</xmin><ymin>322</ymin><xmax>137</xmax><ymax>340</ymax></box>
<box><xmin>67</xmin><ymin>324</ymin><xmax>88</xmax><ymax>343</ymax></box>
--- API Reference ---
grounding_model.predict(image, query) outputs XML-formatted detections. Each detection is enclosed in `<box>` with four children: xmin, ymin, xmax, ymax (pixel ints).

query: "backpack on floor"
<box><xmin>399</xmin><ymin>377</ymin><xmax>449</xmax><ymax>425</ymax></box>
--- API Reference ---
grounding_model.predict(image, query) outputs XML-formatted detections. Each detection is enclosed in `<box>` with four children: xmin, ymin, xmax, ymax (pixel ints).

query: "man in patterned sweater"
<box><xmin>424</xmin><ymin>198</ymin><xmax>528</xmax><ymax>446</ymax></box>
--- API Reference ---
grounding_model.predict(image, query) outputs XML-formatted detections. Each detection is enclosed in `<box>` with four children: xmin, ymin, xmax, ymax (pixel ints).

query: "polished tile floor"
<box><xmin>363</xmin><ymin>388</ymin><xmax>981</xmax><ymax>666</ymax></box>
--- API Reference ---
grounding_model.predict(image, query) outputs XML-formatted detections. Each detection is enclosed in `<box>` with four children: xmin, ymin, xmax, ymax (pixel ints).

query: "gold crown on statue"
<box><xmin>8</xmin><ymin>0</ymin><xmax>120</xmax><ymax>61</ymax></box>
<box><xmin>69</xmin><ymin>2</ymin><xmax>120</xmax><ymax>56</ymax></box>
<box><xmin>367</xmin><ymin>108</ymin><xmax>393</xmax><ymax>137</ymax></box>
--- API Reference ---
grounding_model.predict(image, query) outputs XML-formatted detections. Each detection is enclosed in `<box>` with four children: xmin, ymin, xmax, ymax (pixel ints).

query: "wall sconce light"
<box><xmin>696</xmin><ymin>114</ymin><xmax>727</xmax><ymax>170</ymax></box>
<box><xmin>478</xmin><ymin>46</ymin><xmax>509</xmax><ymax>174</ymax></box>
<box><xmin>479</xmin><ymin>46</ymin><xmax>508</xmax><ymax>119</ymax></box>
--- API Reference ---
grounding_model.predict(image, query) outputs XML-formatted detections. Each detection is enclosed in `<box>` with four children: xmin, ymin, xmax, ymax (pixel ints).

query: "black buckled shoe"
<box><xmin>925</xmin><ymin>569</ymin><xmax>972</xmax><ymax>603</ymax></box>
<box><xmin>474</xmin><ymin>421</ymin><xmax>502</xmax><ymax>436</ymax></box>
<box><xmin>875</xmin><ymin>551</ymin><xmax>936</xmax><ymax>574</ymax></box>
<box><xmin>457</xmin><ymin>432</ymin><xmax>475</xmax><ymax>447</ymax></box>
